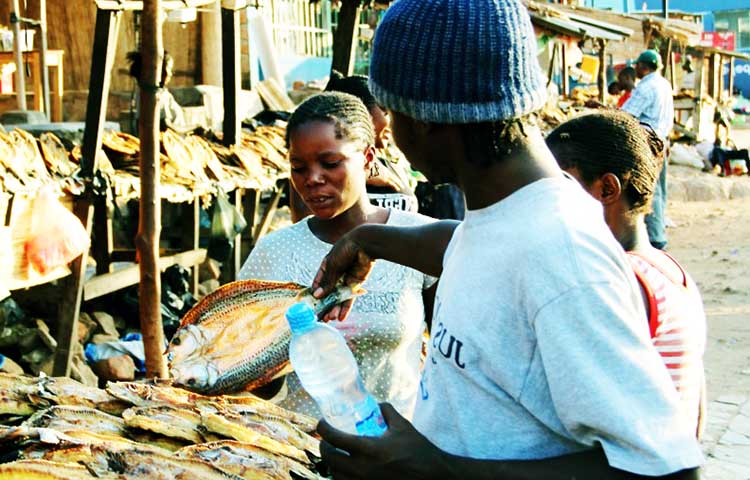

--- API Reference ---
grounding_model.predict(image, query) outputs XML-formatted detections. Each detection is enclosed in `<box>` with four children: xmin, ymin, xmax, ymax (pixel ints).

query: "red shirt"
<box><xmin>617</xmin><ymin>90</ymin><xmax>632</xmax><ymax>109</ymax></box>
<box><xmin>627</xmin><ymin>251</ymin><xmax>705</xmax><ymax>435</ymax></box>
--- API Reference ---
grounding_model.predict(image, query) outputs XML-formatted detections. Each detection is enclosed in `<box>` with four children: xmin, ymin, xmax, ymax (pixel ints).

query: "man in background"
<box><xmin>622</xmin><ymin>50</ymin><xmax>674</xmax><ymax>250</ymax></box>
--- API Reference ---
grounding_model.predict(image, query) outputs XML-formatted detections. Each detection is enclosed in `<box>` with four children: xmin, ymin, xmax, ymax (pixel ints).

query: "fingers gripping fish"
<box><xmin>166</xmin><ymin>279</ymin><xmax>363</xmax><ymax>394</ymax></box>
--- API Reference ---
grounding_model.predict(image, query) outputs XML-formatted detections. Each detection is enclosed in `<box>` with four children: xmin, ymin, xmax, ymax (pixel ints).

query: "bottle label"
<box><xmin>354</xmin><ymin>396</ymin><xmax>388</xmax><ymax>437</ymax></box>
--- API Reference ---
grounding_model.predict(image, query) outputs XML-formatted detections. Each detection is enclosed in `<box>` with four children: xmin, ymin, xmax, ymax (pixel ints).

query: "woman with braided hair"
<box><xmin>289</xmin><ymin>71</ymin><xmax>420</xmax><ymax>221</ymax></box>
<box><xmin>238</xmin><ymin>91</ymin><xmax>437</xmax><ymax>419</ymax></box>
<box><xmin>546</xmin><ymin>110</ymin><xmax>706</xmax><ymax>437</ymax></box>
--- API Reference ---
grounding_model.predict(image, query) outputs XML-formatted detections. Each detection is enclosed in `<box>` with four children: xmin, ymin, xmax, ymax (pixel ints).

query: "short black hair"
<box><xmin>286</xmin><ymin>91</ymin><xmax>375</xmax><ymax>148</ymax></box>
<box><xmin>608</xmin><ymin>81</ymin><xmax>621</xmax><ymax>95</ymax></box>
<box><xmin>456</xmin><ymin>114</ymin><xmax>536</xmax><ymax>168</ymax></box>
<box><xmin>325</xmin><ymin>70</ymin><xmax>378</xmax><ymax>111</ymax></box>
<box><xmin>545</xmin><ymin>110</ymin><xmax>664</xmax><ymax>213</ymax></box>
<box><xmin>618</xmin><ymin>66</ymin><xmax>636</xmax><ymax>80</ymax></box>
<box><xmin>126</xmin><ymin>51</ymin><xmax>174</xmax><ymax>81</ymax></box>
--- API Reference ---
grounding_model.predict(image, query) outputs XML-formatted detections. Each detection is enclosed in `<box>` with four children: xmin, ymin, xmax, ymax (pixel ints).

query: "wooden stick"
<box><xmin>598</xmin><ymin>39</ymin><xmax>607</xmax><ymax>103</ymax></box>
<box><xmin>136</xmin><ymin>0</ymin><xmax>167</xmax><ymax>379</ymax></box>
<box><xmin>331</xmin><ymin>0</ymin><xmax>361</xmax><ymax>76</ymax></box>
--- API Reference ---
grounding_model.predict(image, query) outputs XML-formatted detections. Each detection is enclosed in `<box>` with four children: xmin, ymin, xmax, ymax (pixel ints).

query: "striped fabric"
<box><xmin>628</xmin><ymin>252</ymin><xmax>706</xmax><ymax>434</ymax></box>
<box><xmin>368</xmin><ymin>0</ymin><xmax>547</xmax><ymax>124</ymax></box>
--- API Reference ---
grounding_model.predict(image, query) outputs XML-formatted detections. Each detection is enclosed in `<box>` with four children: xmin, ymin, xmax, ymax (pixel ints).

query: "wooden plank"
<box><xmin>80</xmin><ymin>9</ymin><xmax>122</xmax><ymax>178</ymax></box>
<box><xmin>561</xmin><ymin>42</ymin><xmax>569</xmax><ymax>97</ymax></box>
<box><xmin>597</xmin><ymin>39</ymin><xmax>606</xmax><ymax>103</ymax></box>
<box><xmin>52</xmin><ymin>198</ymin><xmax>94</xmax><ymax>377</ymax></box>
<box><xmin>252</xmin><ymin>182</ymin><xmax>285</xmax><ymax>242</ymax></box>
<box><xmin>83</xmin><ymin>249</ymin><xmax>207</xmax><ymax>301</ymax></box>
<box><xmin>330</xmin><ymin>0</ymin><xmax>360</xmax><ymax>75</ymax></box>
<box><xmin>222</xmin><ymin>7</ymin><xmax>241</xmax><ymax>146</ymax></box>
<box><xmin>95</xmin><ymin>0</ymin><xmax>217</xmax><ymax>11</ymax></box>
<box><xmin>92</xmin><ymin>195</ymin><xmax>114</xmax><ymax>274</ymax></box>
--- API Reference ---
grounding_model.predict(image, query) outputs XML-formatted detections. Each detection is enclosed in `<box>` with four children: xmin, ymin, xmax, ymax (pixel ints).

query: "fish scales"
<box><xmin>167</xmin><ymin>279</ymin><xmax>361</xmax><ymax>394</ymax></box>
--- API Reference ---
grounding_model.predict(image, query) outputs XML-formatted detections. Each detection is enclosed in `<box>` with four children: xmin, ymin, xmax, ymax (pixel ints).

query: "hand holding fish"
<box><xmin>313</xmin><ymin>229</ymin><xmax>375</xmax><ymax>322</ymax></box>
<box><xmin>318</xmin><ymin>403</ymin><xmax>447</xmax><ymax>480</ymax></box>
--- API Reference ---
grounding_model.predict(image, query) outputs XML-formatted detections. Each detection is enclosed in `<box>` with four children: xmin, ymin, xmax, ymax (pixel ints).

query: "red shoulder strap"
<box><xmin>629</xmin><ymin>258</ymin><xmax>660</xmax><ymax>339</ymax></box>
<box><xmin>628</xmin><ymin>250</ymin><xmax>688</xmax><ymax>289</ymax></box>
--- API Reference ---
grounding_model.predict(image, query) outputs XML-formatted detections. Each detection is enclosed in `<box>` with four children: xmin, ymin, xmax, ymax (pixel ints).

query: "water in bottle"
<box><xmin>285</xmin><ymin>302</ymin><xmax>387</xmax><ymax>436</ymax></box>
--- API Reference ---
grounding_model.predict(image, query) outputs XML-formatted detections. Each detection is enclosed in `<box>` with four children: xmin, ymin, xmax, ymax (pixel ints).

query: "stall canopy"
<box><xmin>526</xmin><ymin>1</ymin><xmax>633</xmax><ymax>101</ymax></box>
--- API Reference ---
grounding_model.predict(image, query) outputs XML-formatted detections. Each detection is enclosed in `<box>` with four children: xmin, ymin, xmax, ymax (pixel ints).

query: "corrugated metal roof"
<box><xmin>527</xmin><ymin>2</ymin><xmax>632</xmax><ymax>42</ymax></box>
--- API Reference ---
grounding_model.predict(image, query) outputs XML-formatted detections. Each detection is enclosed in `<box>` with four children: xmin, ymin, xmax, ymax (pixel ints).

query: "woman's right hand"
<box><xmin>313</xmin><ymin>230</ymin><xmax>375</xmax><ymax>322</ymax></box>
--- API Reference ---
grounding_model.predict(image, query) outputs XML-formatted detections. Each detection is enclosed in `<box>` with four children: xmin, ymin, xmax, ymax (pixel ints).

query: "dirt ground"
<box><xmin>685</xmin><ymin>130</ymin><xmax>750</xmax><ymax>407</ymax></box>
<box><xmin>666</xmin><ymin>198</ymin><xmax>750</xmax><ymax>405</ymax></box>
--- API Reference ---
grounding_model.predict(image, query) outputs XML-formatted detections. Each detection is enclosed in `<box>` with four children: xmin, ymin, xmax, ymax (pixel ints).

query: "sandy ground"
<box><xmin>667</xmin><ymin>130</ymin><xmax>750</xmax><ymax>478</ymax></box>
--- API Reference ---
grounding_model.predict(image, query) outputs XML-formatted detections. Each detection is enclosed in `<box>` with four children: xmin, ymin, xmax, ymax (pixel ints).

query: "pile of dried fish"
<box><xmin>0</xmin><ymin>373</ymin><xmax>323</xmax><ymax>479</ymax></box>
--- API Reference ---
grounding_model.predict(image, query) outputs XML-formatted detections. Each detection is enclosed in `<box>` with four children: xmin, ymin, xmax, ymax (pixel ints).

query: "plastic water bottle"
<box><xmin>285</xmin><ymin>302</ymin><xmax>387</xmax><ymax>437</ymax></box>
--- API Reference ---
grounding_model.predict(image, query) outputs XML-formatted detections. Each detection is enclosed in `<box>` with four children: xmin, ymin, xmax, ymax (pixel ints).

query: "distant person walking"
<box><xmin>621</xmin><ymin>50</ymin><xmax>674</xmax><ymax>250</ymax></box>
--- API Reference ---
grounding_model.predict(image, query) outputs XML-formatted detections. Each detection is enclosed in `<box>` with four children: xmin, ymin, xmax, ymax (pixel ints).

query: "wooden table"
<box><xmin>0</xmin><ymin>49</ymin><xmax>65</xmax><ymax>121</ymax></box>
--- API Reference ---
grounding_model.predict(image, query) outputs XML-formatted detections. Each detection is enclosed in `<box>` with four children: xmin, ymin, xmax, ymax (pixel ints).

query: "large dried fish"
<box><xmin>27</xmin><ymin>376</ymin><xmax>128</xmax><ymax>415</ymax></box>
<box><xmin>0</xmin><ymin>459</ymin><xmax>114</xmax><ymax>479</ymax></box>
<box><xmin>166</xmin><ymin>280</ymin><xmax>361</xmax><ymax>394</ymax></box>
<box><xmin>9</xmin><ymin>129</ymin><xmax>52</xmax><ymax>182</ymax></box>
<box><xmin>38</xmin><ymin>133</ymin><xmax>77</xmax><ymax>177</ymax></box>
<box><xmin>22</xmin><ymin>406</ymin><xmax>126</xmax><ymax>436</ymax></box>
<box><xmin>197</xmin><ymin>401</ymin><xmax>319</xmax><ymax>457</ymax></box>
<box><xmin>121</xmin><ymin>405</ymin><xmax>216</xmax><ymax>444</ymax></box>
<box><xmin>199</xmin><ymin>408</ymin><xmax>310</xmax><ymax>464</ymax></box>
<box><xmin>0</xmin><ymin>373</ymin><xmax>40</xmax><ymax>416</ymax></box>
<box><xmin>177</xmin><ymin>440</ymin><xmax>322</xmax><ymax>480</ymax></box>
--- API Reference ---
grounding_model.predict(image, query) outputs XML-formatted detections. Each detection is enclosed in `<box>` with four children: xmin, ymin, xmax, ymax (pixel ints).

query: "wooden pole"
<box><xmin>561</xmin><ymin>42</ymin><xmax>569</xmax><ymax>97</ymax></box>
<box><xmin>597</xmin><ymin>39</ymin><xmax>607</xmax><ymax>103</ymax></box>
<box><xmin>728</xmin><ymin>57</ymin><xmax>735</xmax><ymax>97</ymax></box>
<box><xmin>81</xmin><ymin>9</ymin><xmax>122</xmax><ymax>178</ymax></box>
<box><xmin>546</xmin><ymin>42</ymin><xmax>558</xmax><ymax>88</ymax></box>
<box><xmin>222</xmin><ymin>6</ymin><xmax>241</xmax><ymax>146</ymax></box>
<box><xmin>38</xmin><ymin>0</ymin><xmax>51</xmax><ymax>118</ymax></box>
<box><xmin>331</xmin><ymin>0</ymin><xmax>360</xmax><ymax>75</ymax></box>
<box><xmin>137</xmin><ymin>0</ymin><xmax>167</xmax><ymax>379</ymax></box>
<box><xmin>10</xmin><ymin>0</ymin><xmax>27</xmax><ymax>110</ymax></box>
<box><xmin>200</xmin><ymin>0</ymin><xmax>222</xmax><ymax>86</ymax></box>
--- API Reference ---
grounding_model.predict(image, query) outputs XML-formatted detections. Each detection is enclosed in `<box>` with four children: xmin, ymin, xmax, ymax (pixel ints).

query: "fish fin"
<box><xmin>178</xmin><ymin>279</ymin><xmax>306</xmax><ymax>327</ymax></box>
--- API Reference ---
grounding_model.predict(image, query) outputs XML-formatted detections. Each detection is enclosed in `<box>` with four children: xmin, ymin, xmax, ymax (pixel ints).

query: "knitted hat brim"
<box><xmin>370</xmin><ymin>77</ymin><xmax>548</xmax><ymax>124</ymax></box>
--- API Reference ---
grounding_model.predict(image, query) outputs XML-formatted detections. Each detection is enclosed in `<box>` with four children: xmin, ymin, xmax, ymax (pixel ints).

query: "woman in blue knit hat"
<box><xmin>309</xmin><ymin>0</ymin><xmax>702</xmax><ymax>478</ymax></box>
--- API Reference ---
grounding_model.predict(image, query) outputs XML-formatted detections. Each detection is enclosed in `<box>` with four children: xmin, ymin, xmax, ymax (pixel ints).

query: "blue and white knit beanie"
<box><xmin>369</xmin><ymin>0</ymin><xmax>547</xmax><ymax>124</ymax></box>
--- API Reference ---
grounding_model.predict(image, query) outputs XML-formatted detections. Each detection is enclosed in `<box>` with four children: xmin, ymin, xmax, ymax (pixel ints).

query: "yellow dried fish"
<box><xmin>9</xmin><ymin>129</ymin><xmax>52</xmax><ymax>182</ymax></box>
<box><xmin>38</xmin><ymin>133</ymin><xmax>77</xmax><ymax>177</ymax></box>
<box><xmin>28</xmin><ymin>376</ymin><xmax>128</xmax><ymax>415</ymax></box>
<box><xmin>0</xmin><ymin>373</ymin><xmax>39</xmax><ymax>416</ymax></box>
<box><xmin>200</xmin><ymin>408</ymin><xmax>310</xmax><ymax>464</ymax></box>
<box><xmin>22</xmin><ymin>405</ymin><xmax>126</xmax><ymax>436</ymax></box>
<box><xmin>0</xmin><ymin>459</ymin><xmax>112</xmax><ymax>479</ymax></box>
<box><xmin>177</xmin><ymin>440</ymin><xmax>322</xmax><ymax>480</ymax></box>
<box><xmin>197</xmin><ymin>401</ymin><xmax>319</xmax><ymax>457</ymax></box>
<box><xmin>121</xmin><ymin>405</ymin><xmax>210</xmax><ymax>444</ymax></box>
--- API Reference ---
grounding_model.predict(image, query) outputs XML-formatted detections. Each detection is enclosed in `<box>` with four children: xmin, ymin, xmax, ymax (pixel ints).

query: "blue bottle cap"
<box><xmin>286</xmin><ymin>302</ymin><xmax>317</xmax><ymax>334</ymax></box>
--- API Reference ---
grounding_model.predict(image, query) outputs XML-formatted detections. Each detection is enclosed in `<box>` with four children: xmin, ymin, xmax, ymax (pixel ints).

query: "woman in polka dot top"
<box><xmin>239</xmin><ymin>92</ymin><xmax>438</xmax><ymax>419</ymax></box>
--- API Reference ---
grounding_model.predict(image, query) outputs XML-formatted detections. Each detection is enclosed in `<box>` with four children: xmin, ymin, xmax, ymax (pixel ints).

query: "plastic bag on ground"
<box><xmin>24</xmin><ymin>188</ymin><xmax>89</xmax><ymax>275</ymax></box>
<box><xmin>85</xmin><ymin>332</ymin><xmax>147</xmax><ymax>373</ymax></box>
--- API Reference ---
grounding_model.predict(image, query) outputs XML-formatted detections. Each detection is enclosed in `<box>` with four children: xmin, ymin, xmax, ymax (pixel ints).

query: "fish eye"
<box><xmin>187</xmin><ymin>378</ymin><xmax>196</xmax><ymax>386</ymax></box>
<box><xmin>172</xmin><ymin>337</ymin><xmax>181</xmax><ymax>346</ymax></box>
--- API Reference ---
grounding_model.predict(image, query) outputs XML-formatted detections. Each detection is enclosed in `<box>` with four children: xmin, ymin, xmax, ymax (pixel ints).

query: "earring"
<box><xmin>368</xmin><ymin>160</ymin><xmax>380</xmax><ymax>179</ymax></box>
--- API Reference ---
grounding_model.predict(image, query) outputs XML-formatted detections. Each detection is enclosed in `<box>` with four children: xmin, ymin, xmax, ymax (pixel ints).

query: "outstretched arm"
<box><xmin>312</xmin><ymin>220</ymin><xmax>458</xmax><ymax>320</ymax></box>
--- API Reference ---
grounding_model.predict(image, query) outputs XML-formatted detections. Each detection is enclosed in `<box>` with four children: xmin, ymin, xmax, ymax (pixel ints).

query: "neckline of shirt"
<box><xmin>463</xmin><ymin>176</ymin><xmax>572</xmax><ymax>226</ymax></box>
<box><xmin>303</xmin><ymin>208</ymin><xmax>398</xmax><ymax>247</ymax></box>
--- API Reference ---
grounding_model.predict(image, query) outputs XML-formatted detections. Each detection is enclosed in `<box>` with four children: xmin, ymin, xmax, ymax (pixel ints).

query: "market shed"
<box><xmin>643</xmin><ymin>17</ymin><xmax>750</xmax><ymax>141</ymax></box>
<box><xmin>527</xmin><ymin>1</ymin><xmax>633</xmax><ymax>102</ymax></box>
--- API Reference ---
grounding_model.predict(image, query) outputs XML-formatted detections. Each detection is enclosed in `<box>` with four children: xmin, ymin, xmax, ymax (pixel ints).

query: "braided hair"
<box><xmin>324</xmin><ymin>70</ymin><xmax>378</xmax><ymax>110</ymax></box>
<box><xmin>286</xmin><ymin>91</ymin><xmax>375</xmax><ymax>148</ymax></box>
<box><xmin>546</xmin><ymin>110</ymin><xmax>664</xmax><ymax>213</ymax></box>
